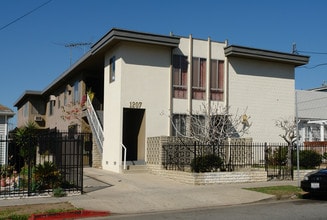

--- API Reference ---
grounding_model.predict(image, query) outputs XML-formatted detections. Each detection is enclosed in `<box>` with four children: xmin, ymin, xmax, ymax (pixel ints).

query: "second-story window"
<box><xmin>23</xmin><ymin>103</ymin><xmax>28</xmax><ymax>118</ymax></box>
<box><xmin>210</xmin><ymin>60</ymin><xmax>224</xmax><ymax>101</ymax></box>
<box><xmin>172</xmin><ymin>55</ymin><xmax>188</xmax><ymax>99</ymax></box>
<box><xmin>192</xmin><ymin>57</ymin><xmax>206</xmax><ymax>100</ymax></box>
<box><xmin>49</xmin><ymin>101</ymin><xmax>54</xmax><ymax>116</ymax></box>
<box><xmin>64</xmin><ymin>88</ymin><xmax>68</xmax><ymax>106</ymax></box>
<box><xmin>109</xmin><ymin>56</ymin><xmax>116</xmax><ymax>83</ymax></box>
<box><xmin>74</xmin><ymin>81</ymin><xmax>79</xmax><ymax>104</ymax></box>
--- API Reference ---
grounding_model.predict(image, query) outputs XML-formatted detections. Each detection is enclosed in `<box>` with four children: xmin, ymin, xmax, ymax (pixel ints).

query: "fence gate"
<box><xmin>264</xmin><ymin>144</ymin><xmax>293</xmax><ymax>180</ymax></box>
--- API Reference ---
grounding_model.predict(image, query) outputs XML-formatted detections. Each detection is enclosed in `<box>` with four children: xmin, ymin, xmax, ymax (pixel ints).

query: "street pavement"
<box><xmin>0</xmin><ymin>167</ymin><xmax>298</xmax><ymax>215</ymax></box>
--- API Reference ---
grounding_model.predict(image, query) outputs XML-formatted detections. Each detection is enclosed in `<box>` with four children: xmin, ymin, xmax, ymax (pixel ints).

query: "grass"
<box><xmin>245</xmin><ymin>185</ymin><xmax>304</xmax><ymax>200</ymax></box>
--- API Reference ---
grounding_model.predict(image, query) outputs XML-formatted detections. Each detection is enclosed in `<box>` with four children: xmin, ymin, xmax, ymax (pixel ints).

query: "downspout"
<box><xmin>188</xmin><ymin>34</ymin><xmax>193</xmax><ymax>114</ymax></box>
<box><xmin>168</xmin><ymin>47</ymin><xmax>173</xmax><ymax>135</ymax></box>
<box><xmin>206</xmin><ymin>37</ymin><xmax>211</xmax><ymax>113</ymax></box>
<box><xmin>187</xmin><ymin>35</ymin><xmax>193</xmax><ymax>136</ymax></box>
<box><xmin>224</xmin><ymin>39</ymin><xmax>229</xmax><ymax>111</ymax></box>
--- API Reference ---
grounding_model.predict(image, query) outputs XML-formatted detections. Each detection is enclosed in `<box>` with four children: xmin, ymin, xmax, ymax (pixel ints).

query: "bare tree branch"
<box><xmin>169</xmin><ymin>103</ymin><xmax>251</xmax><ymax>145</ymax></box>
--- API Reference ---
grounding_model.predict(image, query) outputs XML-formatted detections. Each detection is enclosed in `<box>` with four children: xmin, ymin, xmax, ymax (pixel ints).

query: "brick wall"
<box><xmin>147</xmin><ymin>164</ymin><xmax>267</xmax><ymax>185</ymax></box>
<box><xmin>92</xmin><ymin>136</ymin><xmax>102</xmax><ymax>168</ymax></box>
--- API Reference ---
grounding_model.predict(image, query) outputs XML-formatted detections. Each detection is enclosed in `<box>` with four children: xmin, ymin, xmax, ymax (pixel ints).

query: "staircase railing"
<box><xmin>85</xmin><ymin>94</ymin><xmax>104</xmax><ymax>153</ymax></box>
<box><xmin>121</xmin><ymin>143</ymin><xmax>127</xmax><ymax>170</ymax></box>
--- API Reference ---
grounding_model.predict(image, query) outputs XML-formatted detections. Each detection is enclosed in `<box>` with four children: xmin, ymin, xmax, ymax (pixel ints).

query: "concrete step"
<box><xmin>123</xmin><ymin>165</ymin><xmax>148</xmax><ymax>174</ymax></box>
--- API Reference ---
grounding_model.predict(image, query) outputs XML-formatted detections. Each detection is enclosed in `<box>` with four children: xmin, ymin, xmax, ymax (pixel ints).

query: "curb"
<box><xmin>28</xmin><ymin>210</ymin><xmax>111</xmax><ymax>219</ymax></box>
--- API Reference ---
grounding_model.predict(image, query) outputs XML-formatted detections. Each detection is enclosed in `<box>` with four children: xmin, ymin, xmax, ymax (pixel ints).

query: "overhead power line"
<box><xmin>0</xmin><ymin>0</ymin><xmax>52</xmax><ymax>32</ymax></box>
<box><xmin>301</xmin><ymin>63</ymin><xmax>327</xmax><ymax>69</ymax></box>
<box><xmin>297</xmin><ymin>50</ymin><xmax>327</xmax><ymax>55</ymax></box>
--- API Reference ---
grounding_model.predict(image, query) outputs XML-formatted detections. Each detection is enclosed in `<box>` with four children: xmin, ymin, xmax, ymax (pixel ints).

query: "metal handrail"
<box><xmin>121</xmin><ymin>143</ymin><xmax>127</xmax><ymax>170</ymax></box>
<box><xmin>85</xmin><ymin>95</ymin><xmax>104</xmax><ymax>152</ymax></box>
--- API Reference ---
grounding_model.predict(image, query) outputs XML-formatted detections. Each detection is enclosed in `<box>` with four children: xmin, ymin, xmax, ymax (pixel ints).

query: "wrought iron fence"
<box><xmin>0</xmin><ymin>131</ymin><xmax>90</xmax><ymax>198</ymax></box>
<box><xmin>162</xmin><ymin>142</ymin><xmax>326</xmax><ymax>180</ymax></box>
<box><xmin>162</xmin><ymin>142</ymin><xmax>268</xmax><ymax>172</ymax></box>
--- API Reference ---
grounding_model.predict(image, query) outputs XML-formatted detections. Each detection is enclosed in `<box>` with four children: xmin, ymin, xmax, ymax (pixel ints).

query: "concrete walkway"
<box><xmin>0</xmin><ymin>167</ymin><xmax>298</xmax><ymax>215</ymax></box>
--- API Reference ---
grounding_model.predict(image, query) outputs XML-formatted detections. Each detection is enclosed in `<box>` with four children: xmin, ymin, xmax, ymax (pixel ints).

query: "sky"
<box><xmin>1</xmin><ymin>0</ymin><xmax>327</xmax><ymax>129</ymax></box>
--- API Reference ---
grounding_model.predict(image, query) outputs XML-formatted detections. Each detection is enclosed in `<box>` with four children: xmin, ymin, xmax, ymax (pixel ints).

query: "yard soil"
<box><xmin>0</xmin><ymin>201</ymin><xmax>76</xmax><ymax>216</ymax></box>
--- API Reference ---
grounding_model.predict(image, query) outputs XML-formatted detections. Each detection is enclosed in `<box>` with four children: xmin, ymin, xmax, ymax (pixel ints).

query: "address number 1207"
<box><xmin>130</xmin><ymin>102</ymin><xmax>142</xmax><ymax>108</ymax></box>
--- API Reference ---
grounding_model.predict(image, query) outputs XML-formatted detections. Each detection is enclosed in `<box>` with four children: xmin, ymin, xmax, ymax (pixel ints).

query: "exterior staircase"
<box><xmin>85</xmin><ymin>95</ymin><xmax>147</xmax><ymax>173</ymax></box>
<box><xmin>85</xmin><ymin>95</ymin><xmax>104</xmax><ymax>154</ymax></box>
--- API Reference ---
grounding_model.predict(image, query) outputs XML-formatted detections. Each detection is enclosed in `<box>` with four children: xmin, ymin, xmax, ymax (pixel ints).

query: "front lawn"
<box><xmin>245</xmin><ymin>185</ymin><xmax>304</xmax><ymax>200</ymax></box>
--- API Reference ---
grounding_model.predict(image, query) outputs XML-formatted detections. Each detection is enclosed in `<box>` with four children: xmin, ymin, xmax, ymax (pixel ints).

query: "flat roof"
<box><xmin>224</xmin><ymin>45</ymin><xmax>309</xmax><ymax>66</ymax></box>
<box><xmin>15</xmin><ymin>28</ymin><xmax>180</xmax><ymax>105</ymax></box>
<box><xmin>14</xmin><ymin>90</ymin><xmax>42</xmax><ymax>107</ymax></box>
<box><xmin>42</xmin><ymin>28</ymin><xmax>180</xmax><ymax>95</ymax></box>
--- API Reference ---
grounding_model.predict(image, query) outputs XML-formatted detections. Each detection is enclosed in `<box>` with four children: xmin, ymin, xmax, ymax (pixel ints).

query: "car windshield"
<box><xmin>317</xmin><ymin>169</ymin><xmax>327</xmax><ymax>174</ymax></box>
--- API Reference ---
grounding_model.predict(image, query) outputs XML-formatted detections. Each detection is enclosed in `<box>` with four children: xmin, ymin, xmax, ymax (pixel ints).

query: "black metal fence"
<box><xmin>0</xmin><ymin>131</ymin><xmax>90</xmax><ymax>198</ymax></box>
<box><xmin>162</xmin><ymin>142</ymin><xmax>327</xmax><ymax>180</ymax></box>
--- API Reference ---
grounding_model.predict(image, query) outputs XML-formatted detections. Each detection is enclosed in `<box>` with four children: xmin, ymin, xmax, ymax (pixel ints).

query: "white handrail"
<box><xmin>85</xmin><ymin>94</ymin><xmax>104</xmax><ymax>152</ymax></box>
<box><xmin>121</xmin><ymin>143</ymin><xmax>127</xmax><ymax>170</ymax></box>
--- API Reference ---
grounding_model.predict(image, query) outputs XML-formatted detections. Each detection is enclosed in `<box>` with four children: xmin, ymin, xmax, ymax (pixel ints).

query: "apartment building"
<box><xmin>14</xmin><ymin>28</ymin><xmax>309</xmax><ymax>173</ymax></box>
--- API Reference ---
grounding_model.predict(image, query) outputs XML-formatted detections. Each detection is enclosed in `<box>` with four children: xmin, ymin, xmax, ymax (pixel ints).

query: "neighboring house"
<box><xmin>14</xmin><ymin>28</ymin><xmax>309</xmax><ymax>173</ymax></box>
<box><xmin>297</xmin><ymin>89</ymin><xmax>327</xmax><ymax>144</ymax></box>
<box><xmin>0</xmin><ymin>104</ymin><xmax>15</xmax><ymax>165</ymax></box>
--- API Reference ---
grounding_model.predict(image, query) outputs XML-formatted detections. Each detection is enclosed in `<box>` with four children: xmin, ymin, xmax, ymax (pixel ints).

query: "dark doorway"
<box><xmin>123</xmin><ymin>108</ymin><xmax>145</xmax><ymax>161</ymax></box>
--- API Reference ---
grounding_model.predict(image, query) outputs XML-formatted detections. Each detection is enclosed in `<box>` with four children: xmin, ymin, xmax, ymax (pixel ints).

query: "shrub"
<box><xmin>267</xmin><ymin>146</ymin><xmax>288</xmax><ymax>166</ymax></box>
<box><xmin>191</xmin><ymin>154</ymin><xmax>223</xmax><ymax>172</ymax></box>
<box><xmin>295</xmin><ymin>150</ymin><xmax>322</xmax><ymax>169</ymax></box>
<box><xmin>53</xmin><ymin>187</ymin><xmax>67</xmax><ymax>197</ymax></box>
<box><xmin>34</xmin><ymin>161</ymin><xmax>62</xmax><ymax>191</ymax></box>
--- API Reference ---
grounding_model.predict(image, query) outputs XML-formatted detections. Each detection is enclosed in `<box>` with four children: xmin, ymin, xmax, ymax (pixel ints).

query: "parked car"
<box><xmin>301</xmin><ymin>169</ymin><xmax>327</xmax><ymax>193</ymax></box>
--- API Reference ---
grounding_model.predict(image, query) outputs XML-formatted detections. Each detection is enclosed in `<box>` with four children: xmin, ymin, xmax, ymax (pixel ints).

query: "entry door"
<box><xmin>122</xmin><ymin>108</ymin><xmax>145</xmax><ymax>161</ymax></box>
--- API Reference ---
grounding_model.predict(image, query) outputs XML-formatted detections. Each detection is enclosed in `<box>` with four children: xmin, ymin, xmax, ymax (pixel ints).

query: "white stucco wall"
<box><xmin>228</xmin><ymin>57</ymin><xmax>295</xmax><ymax>143</ymax></box>
<box><xmin>102</xmin><ymin>42</ymin><xmax>172</xmax><ymax>172</ymax></box>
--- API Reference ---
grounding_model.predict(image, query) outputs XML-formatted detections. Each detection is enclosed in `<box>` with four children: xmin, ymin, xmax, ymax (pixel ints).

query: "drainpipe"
<box><xmin>206</xmin><ymin>37</ymin><xmax>211</xmax><ymax>113</ymax></box>
<box><xmin>224</xmin><ymin>39</ymin><xmax>229</xmax><ymax>111</ymax></box>
<box><xmin>188</xmin><ymin>34</ymin><xmax>193</xmax><ymax>115</ymax></box>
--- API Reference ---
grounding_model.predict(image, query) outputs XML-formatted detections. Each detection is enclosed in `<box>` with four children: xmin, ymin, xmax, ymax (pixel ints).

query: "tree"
<box><xmin>275</xmin><ymin>117</ymin><xmax>297</xmax><ymax>177</ymax></box>
<box><xmin>171</xmin><ymin>103</ymin><xmax>251</xmax><ymax>146</ymax></box>
<box><xmin>61</xmin><ymin>101</ymin><xmax>91</xmax><ymax>133</ymax></box>
<box><xmin>14</xmin><ymin>122</ymin><xmax>39</xmax><ymax>166</ymax></box>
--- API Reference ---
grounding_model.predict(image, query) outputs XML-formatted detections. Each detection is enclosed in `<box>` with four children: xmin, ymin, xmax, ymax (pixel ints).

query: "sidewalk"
<box><xmin>0</xmin><ymin>167</ymin><xmax>298</xmax><ymax>215</ymax></box>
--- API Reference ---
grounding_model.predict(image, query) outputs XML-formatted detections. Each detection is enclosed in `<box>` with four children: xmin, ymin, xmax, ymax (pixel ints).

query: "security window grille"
<box><xmin>172</xmin><ymin>114</ymin><xmax>187</xmax><ymax>136</ymax></box>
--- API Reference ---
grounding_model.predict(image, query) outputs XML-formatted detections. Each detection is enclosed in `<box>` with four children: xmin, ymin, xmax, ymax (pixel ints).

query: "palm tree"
<box><xmin>14</xmin><ymin>122</ymin><xmax>38</xmax><ymax>166</ymax></box>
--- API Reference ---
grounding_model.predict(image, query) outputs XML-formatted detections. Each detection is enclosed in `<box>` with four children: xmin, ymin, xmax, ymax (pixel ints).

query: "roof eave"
<box><xmin>0</xmin><ymin>111</ymin><xmax>15</xmax><ymax>117</ymax></box>
<box><xmin>224</xmin><ymin>45</ymin><xmax>310</xmax><ymax>67</ymax></box>
<box><xmin>42</xmin><ymin>28</ymin><xmax>180</xmax><ymax>96</ymax></box>
<box><xmin>14</xmin><ymin>90</ymin><xmax>43</xmax><ymax>107</ymax></box>
<box><xmin>91</xmin><ymin>28</ymin><xmax>180</xmax><ymax>55</ymax></box>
